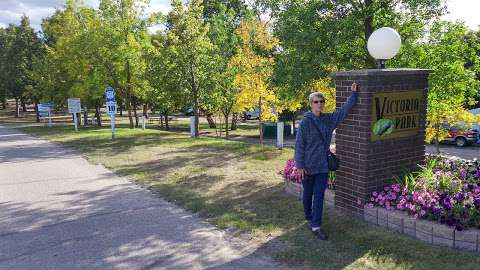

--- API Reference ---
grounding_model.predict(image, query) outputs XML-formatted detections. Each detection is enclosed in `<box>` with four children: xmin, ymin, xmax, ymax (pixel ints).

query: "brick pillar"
<box><xmin>334</xmin><ymin>69</ymin><xmax>430</xmax><ymax>216</ymax></box>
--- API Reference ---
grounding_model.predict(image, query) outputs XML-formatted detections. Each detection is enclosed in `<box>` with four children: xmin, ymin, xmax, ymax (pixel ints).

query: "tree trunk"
<box><xmin>133</xmin><ymin>99</ymin><xmax>139</xmax><ymax>128</ymax></box>
<box><xmin>259</xmin><ymin>96</ymin><xmax>263</xmax><ymax>145</ymax></box>
<box><xmin>35</xmin><ymin>100</ymin><xmax>40</xmax><ymax>123</ymax></box>
<box><xmin>119</xmin><ymin>100</ymin><xmax>123</xmax><ymax>116</ymax></box>
<box><xmin>224</xmin><ymin>113</ymin><xmax>229</xmax><ymax>139</ymax></box>
<box><xmin>160</xmin><ymin>113</ymin><xmax>164</xmax><ymax>128</ymax></box>
<box><xmin>95</xmin><ymin>102</ymin><xmax>102</xmax><ymax>127</ymax></box>
<box><xmin>15</xmin><ymin>98</ymin><xmax>19</xmax><ymax>118</ymax></box>
<box><xmin>231</xmin><ymin>113</ymin><xmax>238</xmax><ymax>130</ymax></box>
<box><xmin>2</xmin><ymin>97</ymin><xmax>6</xmax><ymax>109</ymax></box>
<box><xmin>204</xmin><ymin>111</ymin><xmax>216</xmax><ymax>128</ymax></box>
<box><xmin>143</xmin><ymin>104</ymin><xmax>148</xmax><ymax>118</ymax></box>
<box><xmin>126</xmin><ymin>61</ymin><xmax>134</xmax><ymax>129</ymax></box>
<box><xmin>83</xmin><ymin>106</ymin><xmax>88</xmax><ymax>127</ymax></box>
<box><xmin>21</xmin><ymin>98</ymin><xmax>27</xmax><ymax>113</ymax></box>
<box><xmin>164</xmin><ymin>111</ymin><xmax>169</xmax><ymax>131</ymax></box>
<box><xmin>293</xmin><ymin>116</ymin><xmax>296</xmax><ymax>136</ymax></box>
<box><xmin>190</xmin><ymin>65</ymin><xmax>200</xmax><ymax>137</ymax></box>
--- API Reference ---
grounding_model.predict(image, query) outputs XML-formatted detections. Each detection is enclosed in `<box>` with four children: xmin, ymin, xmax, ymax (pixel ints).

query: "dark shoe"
<box><xmin>312</xmin><ymin>228</ymin><xmax>328</xmax><ymax>240</ymax></box>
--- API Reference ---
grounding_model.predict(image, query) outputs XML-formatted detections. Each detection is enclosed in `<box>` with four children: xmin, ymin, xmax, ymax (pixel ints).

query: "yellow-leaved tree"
<box><xmin>229</xmin><ymin>17</ymin><xmax>278</xmax><ymax>144</ymax></box>
<box><xmin>306</xmin><ymin>78</ymin><xmax>337</xmax><ymax>113</ymax></box>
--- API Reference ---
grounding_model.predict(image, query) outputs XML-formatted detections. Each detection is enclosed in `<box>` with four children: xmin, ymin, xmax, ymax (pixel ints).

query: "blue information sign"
<box><xmin>105</xmin><ymin>87</ymin><xmax>116</xmax><ymax>102</ymax></box>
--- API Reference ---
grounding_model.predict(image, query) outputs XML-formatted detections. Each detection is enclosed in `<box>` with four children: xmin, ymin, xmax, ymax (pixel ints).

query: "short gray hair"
<box><xmin>309</xmin><ymin>92</ymin><xmax>325</xmax><ymax>103</ymax></box>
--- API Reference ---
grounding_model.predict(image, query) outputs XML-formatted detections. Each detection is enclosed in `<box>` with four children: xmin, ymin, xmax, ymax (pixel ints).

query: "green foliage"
<box><xmin>0</xmin><ymin>16</ymin><xmax>42</xmax><ymax>114</ymax></box>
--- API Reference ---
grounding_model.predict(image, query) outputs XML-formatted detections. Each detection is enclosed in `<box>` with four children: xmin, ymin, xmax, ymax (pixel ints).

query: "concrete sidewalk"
<box><xmin>0</xmin><ymin>125</ymin><xmax>297</xmax><ymax>270</ymax></box>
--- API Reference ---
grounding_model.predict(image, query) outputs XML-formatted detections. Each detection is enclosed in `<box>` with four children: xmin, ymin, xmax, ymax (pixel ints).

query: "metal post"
<box><xmin>190</xmin><ymin>116</ymin><xmax>195</xmax><ymax>138</ymax></box>
<box><xmin>142</xmin><ymin>115</ymin><xmax>146</xmax><ymax>130</ymax></box>
<box><xmin>48</xmin><ymin>111</ymin><xmax>52</xmax><ymax>128</ymax></box>
<box><xmin>73</xmin><ymin>113</ymin><xmax>78</xmax><ymax>131</ymax></box>
<box><xmin>277</xmin><ymin>121</ymin><xmax>284</xmax><ymax>148</ymax></box>
<box><xmin>377</xmin><ymin>59</ymin><xmax>386</xmax><ymax>69</ymax></box>
<box><xmin>111</xmin><ymin>114</ymin><xmax>115</xmax><ymax>141</ymax></box>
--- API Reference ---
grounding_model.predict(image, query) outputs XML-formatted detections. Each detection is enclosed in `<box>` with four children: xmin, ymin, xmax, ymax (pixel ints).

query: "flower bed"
<box><xmin>367</xmin><ymin>155</ymin><xmax>480</xmax><ymax>231</ymax></box>
<box><xmin>280</xmin><ymin>159</ymin><xmax>335</xmax><ymax>206</ymax></box>
<box><xmin>281</xmin><ymin>159</ymin><xmax>335</xmax><ymax>189</ymax></box>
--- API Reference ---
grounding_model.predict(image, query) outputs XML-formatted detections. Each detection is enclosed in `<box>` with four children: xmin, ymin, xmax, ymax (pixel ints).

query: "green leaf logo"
<box><xmin>373</xmin><ymin>118</ymin><xmax>394</xmax><ymax>136</ymax></box>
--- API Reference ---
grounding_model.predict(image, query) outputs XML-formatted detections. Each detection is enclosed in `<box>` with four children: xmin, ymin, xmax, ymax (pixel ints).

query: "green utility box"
<box><xmin>262</xmin><ymin>122</ymin><xmax>292</xmax><ymax>138</ymax></box>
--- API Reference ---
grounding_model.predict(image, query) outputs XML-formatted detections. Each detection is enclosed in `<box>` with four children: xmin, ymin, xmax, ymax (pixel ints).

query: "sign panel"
<box><xmin>371</xmin><ymin>90</ymin><xmax>423</xmax><ymax>141</ymax></box>
<box><xmin>106</xmin><ymin>101</ymin><xmax>117</xmax><ymax>115</ymax></box>
<box><xmin>67</xmin><ymin>98</ymin><xmax>81</xmax><ymax>114</ymax></box>
<box><xmin>105</xmin><ymin>87</ymin><xmax>115</xmax><ymax>102</ymax></box>
<box><xmin>38</xmin><ymin>103</ymin><xmax>52</xmax><ymax>116</ymax></box>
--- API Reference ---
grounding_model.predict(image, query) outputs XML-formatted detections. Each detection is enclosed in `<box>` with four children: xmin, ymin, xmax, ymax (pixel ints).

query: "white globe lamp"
<box><xmin>367</xmin><ymin>27</ymin><xmax>401</xmax><ymax>69</ymax></box>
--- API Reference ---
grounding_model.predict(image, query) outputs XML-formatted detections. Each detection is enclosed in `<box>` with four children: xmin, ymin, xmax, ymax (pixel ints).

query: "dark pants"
<box><xmin>302</xmin><ymin>173</ymin><xmax>329</xmax><ymax>228</ymax></box>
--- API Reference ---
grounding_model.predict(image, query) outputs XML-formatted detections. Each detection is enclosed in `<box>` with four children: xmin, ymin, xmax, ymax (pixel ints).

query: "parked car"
<box><xmin>181</xmin><ymin>106</ymin><xmax>194</xmax><ymax>116</ymax></box>
<box><xmin>244</xmin><ymin>107</ymin><xmax>260</xmax><ymax>120</ymax></box>
<box><xmin>440</xmin><ymin>123</ymin><xmax>479</xmax><ymax>147</ymax></box>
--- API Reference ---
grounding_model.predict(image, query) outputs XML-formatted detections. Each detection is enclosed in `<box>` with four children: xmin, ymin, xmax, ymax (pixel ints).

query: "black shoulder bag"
<box><xmin>308</xmin><ymin>118</ymin><xmax>340</xmax><ymax>171</ymax></box>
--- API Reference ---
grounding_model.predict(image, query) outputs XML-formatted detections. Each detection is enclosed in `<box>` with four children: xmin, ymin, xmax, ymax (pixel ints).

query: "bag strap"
<box><xmin>307</xmin><ymin>117</ymin><xmax>330</xmax><ymax>152</ymax></box>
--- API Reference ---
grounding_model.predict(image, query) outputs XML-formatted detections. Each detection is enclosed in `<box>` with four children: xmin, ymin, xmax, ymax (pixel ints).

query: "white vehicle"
<box><xmin>244</xmin><ymin>107</ymin><xmax>260</xmax><ymax>120</ymax></box>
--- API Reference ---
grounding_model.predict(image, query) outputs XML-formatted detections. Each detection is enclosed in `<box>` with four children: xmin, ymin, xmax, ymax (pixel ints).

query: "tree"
<box><xmin>147</xmin><ymin>31</ymin><xmax>187</xmax><ymax>130</ymax></box>
<box><xmin>392</xmin><ymin>21</ymin><xmax>480</xmax><ymax>151</ymax></box>
<box><xmin>269</xmin><ymin>0</ymin><xmax>445</xmax><ymax>119</ymax></box>
<box><xmin>98</xmin><ymin>0</ymin><xmax>153</xmax><ymax>129</ymax></box>
<box><xmin>0</xmin><ymin>27</ymin><xmax>13</xmax><ymax>109</ymax></box>
<box><xmin>167</xmin><ymin>0</ymin><xmax>217</xmax><ymax>138</ymax></box>
<box><xmin>230</xmin><ymin>16</ymin><xmax>279</xmax><ymax>144</ymax></box>
<box><xmin>3</xmin><ymin>16</ymin><xmax>42</xmax><ymax>117</ymax></box>
<box><xmin>203</xmin><ymin>3</ymin><xmax>246</xmax><ymax>138</ymax></box>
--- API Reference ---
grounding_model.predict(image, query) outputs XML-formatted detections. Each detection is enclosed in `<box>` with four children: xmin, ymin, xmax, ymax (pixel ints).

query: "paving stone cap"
<box><xmin>334</xmin><ymin>68</ymin><xmax>431</xmax><ymax>77</ymax></box>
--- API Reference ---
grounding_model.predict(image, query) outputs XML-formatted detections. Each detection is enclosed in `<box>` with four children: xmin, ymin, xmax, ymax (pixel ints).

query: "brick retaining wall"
<box><xmin>364</xmin><ymin>205</ymin><xmax>480</xmax><ymax>253</ymax></box>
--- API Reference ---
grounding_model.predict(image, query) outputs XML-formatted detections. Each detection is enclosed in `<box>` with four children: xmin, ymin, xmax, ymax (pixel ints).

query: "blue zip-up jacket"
<box><xmin>295</xmin><ymin>92</ymin><xmax>358</xmax><ymax>174</ymax></box>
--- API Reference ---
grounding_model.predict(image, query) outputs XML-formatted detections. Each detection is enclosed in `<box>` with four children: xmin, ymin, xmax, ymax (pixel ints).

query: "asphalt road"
<box><xmin>0</xmin><ymin>125</ymin><xmax>293</xmax><ymax>270</ymax></box>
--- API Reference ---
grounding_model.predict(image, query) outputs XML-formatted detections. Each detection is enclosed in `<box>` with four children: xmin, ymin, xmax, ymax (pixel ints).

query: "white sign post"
<box><xmin>68</xmin><ymin>98</ymin><xmax>81</xmax><ymax>131</ymax></box>
<box><xmin>277</xmin><ymin>121</ymin><xmax>284</xmax><ymax>149</ymax></box>
<box><xmin>190</xmin><ymin>116</ymin><xmax>196</xmax><ymax>137</ymax></box>
<box><xmin>105</xmin><ymin>87</ymin><xmax>116</xmax><ymax>141</ymax></box>
<box><xmin>142</xmin><ymin>116</ymin><xmax>146</xmax><ymax>130</ymax></box>
<box><xmin>38</xmin><ymin>103</ymin><xmax>53</xmax><ymax>128</ymax></box>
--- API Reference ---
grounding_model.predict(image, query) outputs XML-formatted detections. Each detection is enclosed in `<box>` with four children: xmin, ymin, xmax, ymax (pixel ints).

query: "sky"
<box><xmin>0</xmin><ymin>0</ymin><xmax>479</xmax><ymax>33</ymax></box>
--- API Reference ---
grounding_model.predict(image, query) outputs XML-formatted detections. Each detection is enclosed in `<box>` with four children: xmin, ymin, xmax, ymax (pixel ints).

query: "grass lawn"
<box><xmin>15</xmin><ymin>124</ymin><xmax>480</xmax><ymax>270</ymax></box>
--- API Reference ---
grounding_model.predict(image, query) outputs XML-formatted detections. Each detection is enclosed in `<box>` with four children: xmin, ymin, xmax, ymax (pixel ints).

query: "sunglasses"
<box><xmin>312</xmin><ymin>100</ymin><xmax>325</xmax><ymax>104</ymax></box>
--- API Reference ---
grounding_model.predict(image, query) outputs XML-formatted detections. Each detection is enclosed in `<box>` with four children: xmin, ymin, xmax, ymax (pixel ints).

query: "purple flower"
<box><xmin>474</xmin><ymin>170</ymin><xmax>480</xmax><ymax>178</ymax></box>
<box><xmin>474</xmin><ymin>199</ymin><xmax>480</xmax><ymax>207</ymax></box>
<box><xmin>446</xmin><ymin>216</ymin><xmax>456</xmax><ymax>227</ymax></box>
<box><xmin>442</xmin><ymin>198</ymin><xmax>452</xmax><ymax>210</ymax></box>
<box><xmin>433</xmin><ymin>207</ymin><xmax>441</xmax><ymax>215</ymax></box>
<box><xmin>440</xmin><ymin>216</ymin><xmax>446</xmax><ymax>224</ymax></box>
<box><xmin>412</xmin><ymin>192</ymin><xmax>419</xmax><ymax>201</ymax></box>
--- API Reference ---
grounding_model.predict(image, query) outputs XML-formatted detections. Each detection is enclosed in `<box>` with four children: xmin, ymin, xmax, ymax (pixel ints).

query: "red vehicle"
<box><xmin>441</xmin><ymin>124</ymin><xmax>479</xmax><ymax>147</ymax></box>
